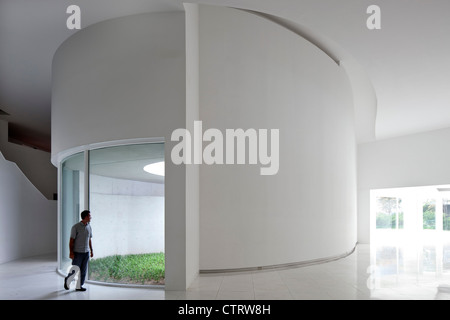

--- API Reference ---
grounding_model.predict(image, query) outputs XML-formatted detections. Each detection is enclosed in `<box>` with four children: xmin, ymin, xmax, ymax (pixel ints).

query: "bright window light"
<box><xmin>143</xmin><ymin>161</ymin><xmax>165</xmax><ymax>176</ymax></box>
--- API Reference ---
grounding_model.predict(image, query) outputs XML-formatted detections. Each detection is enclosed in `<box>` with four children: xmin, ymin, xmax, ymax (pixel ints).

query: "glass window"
<box><xmin>87</xmin><ymin>143</ymin><xmax>165</xmax><ymax>285</ymax></box>
<box><xmin>59</xmin><ymin>152</ymin><xmax>85</xmax><ymax>273</ymax></box>
<box><xmin>443</xmin><ymin>199</ymin><xmax>450</xmax><ymax>231</ymax></box>
<box><xmin>398</xmin><ymin>199</ymin><xmax>404</xmax><ymax>229</ymax></box>
<box><xmin>423</xmin><ymin>199</ymin><xmax>436</xmax><ymax>230</ymax></box>
<box><xmin>376</xmin><ymin>197</ymin><xmax>403</xmax><ymax>229</ymax></box>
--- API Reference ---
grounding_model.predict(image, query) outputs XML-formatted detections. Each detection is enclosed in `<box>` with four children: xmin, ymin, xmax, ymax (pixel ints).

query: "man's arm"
<box><xmin>69</xmin><ymin>238</ymin><xmax>75</xmax><ymax>259</ymax></box>
<box><xmin>89</xmin><ymin>239</ymin><xmax>93</xmax><ymax>258</ymax></box>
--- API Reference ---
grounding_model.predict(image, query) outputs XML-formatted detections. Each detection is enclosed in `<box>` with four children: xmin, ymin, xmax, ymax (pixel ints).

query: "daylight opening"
<box><xmin>370</xmin><ymin>185</ymin><xmax>450</xmax><ymax>280</ymax></box>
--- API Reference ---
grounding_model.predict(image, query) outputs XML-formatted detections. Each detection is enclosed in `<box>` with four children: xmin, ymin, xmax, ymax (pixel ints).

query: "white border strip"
<box><xmin>200</xmin><ymin>243</ymin><xmax>357</xmax><ymax>274</ymax></box>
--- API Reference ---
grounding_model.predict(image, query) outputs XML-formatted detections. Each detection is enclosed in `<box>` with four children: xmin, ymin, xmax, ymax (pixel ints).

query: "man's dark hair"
<box><xmin>81</xmin><ymin>210</ymin><xmax>90</xmax><ymax>220</ymax></box>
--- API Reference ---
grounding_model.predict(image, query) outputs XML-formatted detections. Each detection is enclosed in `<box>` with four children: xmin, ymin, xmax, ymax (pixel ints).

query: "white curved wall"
<box><xmin>51</xmin><ymin>12</ymin><xmax>187</xmax><ymax>290</ymax></box>
<box><xmin>0</xmin><ymin>151</ymin><xmax>56</xmax><ymax>264</ymax></box>
<box><xmin>198</xmin><ymin>6</ymin><xmax>357</xmax><ymax>270</ymax></box>
<box><xmin>51</xmin><ymin>12</ymin><xmax>185</xmax><ymax>156</ymax></box>
<box><xmin>52</xmin><ymin>5</ymin><xmax>358</xmax><ymax>284</ymax></box>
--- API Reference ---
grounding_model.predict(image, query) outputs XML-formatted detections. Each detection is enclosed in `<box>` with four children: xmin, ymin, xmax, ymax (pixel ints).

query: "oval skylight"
<box><xmin>143</xmin><ymin>161</ymin><xmax>165</xmax><ymax>176</ymax></box>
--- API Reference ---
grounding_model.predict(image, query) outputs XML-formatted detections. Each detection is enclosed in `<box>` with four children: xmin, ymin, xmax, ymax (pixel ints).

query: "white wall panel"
<box><xmin>198</xmin><ymin>6</ymin><xmax>357</xmax><ymax>270</ymax></box>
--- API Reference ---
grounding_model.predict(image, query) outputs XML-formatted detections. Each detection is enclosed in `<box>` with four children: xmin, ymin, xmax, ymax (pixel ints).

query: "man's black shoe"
<box><xmin>64</xmin><ymin>269</ymin><xmax>75</xmax><ymax>290</ymax></box>
<box><xmin>76</xmin><ymin>287</ymin><xmax>87</xmax><ymax>292</ymax></box>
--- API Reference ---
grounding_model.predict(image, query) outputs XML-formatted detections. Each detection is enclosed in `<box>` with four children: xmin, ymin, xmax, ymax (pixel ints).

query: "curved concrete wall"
<box><xmin>51</xmin><ymin>12</ymin><xmax>186</xmax><ymax>290</ymax></box>
<box><xmin>51</xmin><ymin>12</ymin><xmax>185</xmax><ymax>156</ymax></box>
<box><xmin>198</xmin><ymin>6</ymin><xmax>357</xmax><ymax>270</ymax></box>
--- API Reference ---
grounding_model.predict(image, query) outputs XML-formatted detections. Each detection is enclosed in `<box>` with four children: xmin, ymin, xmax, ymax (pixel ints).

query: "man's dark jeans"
<box><xmin>72</xmin><ymin>252</ymin><xmax>89</xmax><ymax>286</ymax></box>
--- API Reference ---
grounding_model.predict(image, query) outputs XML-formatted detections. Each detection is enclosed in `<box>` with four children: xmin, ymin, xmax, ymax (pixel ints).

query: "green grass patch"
<box><xmin>89</xmin><ymin>253</ymin><xmax>165</xmax><ymax>285</ymax></box>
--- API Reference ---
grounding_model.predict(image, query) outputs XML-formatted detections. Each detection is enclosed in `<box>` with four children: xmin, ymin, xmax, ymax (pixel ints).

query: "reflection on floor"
<box><xmin>369</xmin><ymin>230</ymin><xmax>450</xmax><ymax>300</ymax></box>
<box><xmin>1</xmin><ymin>240</ymin><xmax>450</xmax><ymax>300</ymax></box>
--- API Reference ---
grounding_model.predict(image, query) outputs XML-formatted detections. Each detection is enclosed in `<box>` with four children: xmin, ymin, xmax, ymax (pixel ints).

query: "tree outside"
<box><xmin>376</xmin><ymin>197</ymin><xmax>403</xmax><ymax>229</ymax></box>
<box><xmin>423</xmin><ymin>199</ymin><xmax>436</xmax><ymax>230</ymax></box>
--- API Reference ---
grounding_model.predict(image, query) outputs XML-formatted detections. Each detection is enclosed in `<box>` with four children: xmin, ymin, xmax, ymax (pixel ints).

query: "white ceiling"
<box><xmin>1</xmin><ymin>0</ymin><xmax>449</xmax><ymax>151</ymax></box>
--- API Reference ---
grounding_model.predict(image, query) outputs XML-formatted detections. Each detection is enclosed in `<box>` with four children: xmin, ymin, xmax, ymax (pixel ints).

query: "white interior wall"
<box><xmin>198</xmin><ymin>5</ymin><xmax>357</xmax><ymax>270</ymax></box>
<box><xmin>0</xmin><ymin>150</ymin><xmax>57</xmax><ymax>264</ymax></box>
<box><xmin>90</xmin><ymin>175</ymin><xmax>164</xmax><ymax>258</ymax></box>
<box><xmin>358</xmin><ymin>127</ymin><xmax>450</xmax><ymax>244</ymax></box>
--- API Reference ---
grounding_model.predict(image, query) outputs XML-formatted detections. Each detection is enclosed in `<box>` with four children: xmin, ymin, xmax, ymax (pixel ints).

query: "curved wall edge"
<box><xmin>237</xmin><ymin>8</ymin><xmax>340</xmax><ymax>65</ymax></box>
<box><xmin>237</xmin><ymin>8</ymin><xmax>377</xmax><ymax>144</ymax></box>
<box><xmin>340</xmin><ymin>59</ymin><xmax>377</xmax><ymax>144</ymax></box>
<box><xmin>51</xmin><ymin>137</ymin><xmax>165</xmax><ymax>166</ymax></box>
<box><xmin>200</xmin><ymin>242</ymin><xmax>357</xmax><ymax>274</ymax></box>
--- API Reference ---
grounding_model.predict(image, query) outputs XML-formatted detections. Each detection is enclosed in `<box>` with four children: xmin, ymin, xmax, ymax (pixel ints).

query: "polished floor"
<box><xmin>1</xmin><ymin>241</ymin><xmax>450</xmax><ymax>300</ymax></box>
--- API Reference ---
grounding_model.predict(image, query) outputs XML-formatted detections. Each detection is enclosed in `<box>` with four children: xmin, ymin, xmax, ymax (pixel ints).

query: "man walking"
<box><xmin>64</xmin><ymin>210</ymin><xmax>93</xmax><ymax>291</ymax></box>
